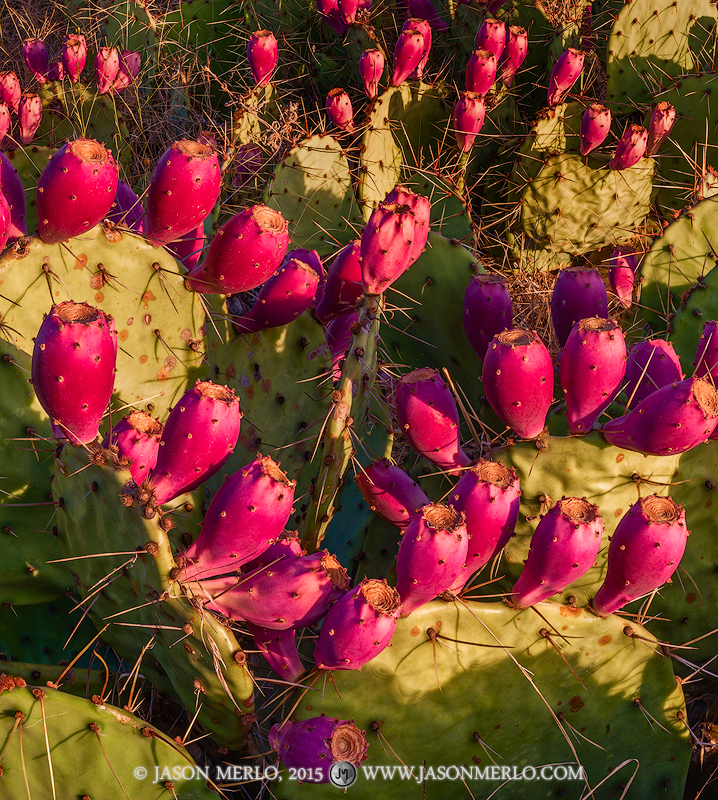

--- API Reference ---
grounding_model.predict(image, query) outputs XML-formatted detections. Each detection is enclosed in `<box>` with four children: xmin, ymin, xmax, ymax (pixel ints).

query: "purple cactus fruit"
<box><xmin>147</xmin><ymin>381</ymin><xmax>242</xmax><ymax>505</ymax></box>
<box><xmin>62</xmin><ymin>35</ymin><xmax>87</xmax><ymax>83</ymax></box>
<box><xmin>37</xmin><ymin>139</ymin><xmax>118</xmax><ymax>244</ymax></box>
<box><xmin>247</xmin><ymin>30</ymin><xmax>278</xmax><ymax>87</ymax></box>
<box><xmin>23</xmin><ymin>38</ymin><xmax>49</xmax><ymax>84</ymax></box>
<box><xmin>246</xmin><ymin>622</ymin><xmax>305</xmax><ymax>681</ymax></box>
<box><xmin>606</xmin><ymin>246</ymin><xmax>637</xmax><ymax>308</ymax></box>
<box><xmin>104</xmin><ymin>411</ymin><xmax>162</xmax><ymax>485</ymax></box>
<box><xmin>624</xmin><ymin>339</ymin><xmax>683</xmax><ymax>409</ymax></box>
<box><xmin>144</xmin><ymin>139</ymin><xmax>221</xmax><ymax>246</ymax></box>
<box><xmin>0</xmin><ymin>193</ymin><xmax>10</xmax><ymax>254</ymax></box>
<box><xmin>0</xmin><ymin>72</ymin><xmax>21</xmax><ymax>113</ymax></box>
<box><xmin>354</xmin><ymin>459</ymin><xmax>430</xmax><ymax>530</ymax></box>
<box><xmin>95</xmin><ymin>47</ymin><xmax>120</xmax><ymax>95</ymax></box>
<box><xmin>447</xmin><ymin>460</ymin><xmax>521</xmax><ymax>592</ymax></box>
<box><xmin>107</xmin><ymin>180</ymin><xmax>145</xmax><ymax>232</ymax></box>
<box><xmin>453</xmin><ymin>92</ymin><xmax>486</xmax><ymax>152</ymax></box>
<box><xmin>395</xmin><ymin>504</ymin><xmax>468</xmax><ymax>615</ymax></box>
<box><xmin>462</xmin><ymin>273</ymin><xmax>512</xmax><ymax>360</ymax></box>
<box><xmin>547</xmin><ymin>47</ymin><xmax>584</xmax><ymax>106</ymax></box>
<box><xmin>482</xmin><ymin>329</ymin><xmax>554</xmax><ymax>439</ymax></box>
<box><xmin>646</xmin><ymin>101</ymin><xmax>676</xmax><ymax>156</ymax></box>
<box><xmin>550</xmin><ymin>266</ymin><xmax>608</xmax><ymax>347</ymax></box>
<box><xmin>168</xmin><ymin>224</ymin><xmax>205</xmax><ymax>270</ymax></box>
<box><xmin>500</xmin><ymin>25</ymin><xmax>528</xmax><ymax>87</ymax></box>
<box><xmin>314</xmin><ymin>240</ymin><xmax>362</xmax><ymax>322</ymax></box>
<box><xmin>608</xmin><ymin>124</ymin><xmax>648</xmax><ymax>170</ymax></box>
<box><xmin>326</xmin><ymin>88</ymin><xmax>355</xmax><ymax>133</ymax></box>
<box><xmin>180</xmin><ymin>455</ymin><xmax>296</xmax><ymax>579</ymax></box>
<box><xmin>561</xmin><ymin>318</ymin><xmax>627</xmax><ymax>434</ymax></box>
<box><xmin>0</xmin><ymin>151</ymin><xmax>28</xmax><ymax>239</ymax></box>
<box><xmin>185</xmin><ymin>205</ymin><xmax>289</xmax><ymax>294</ymax></box>
<box><xmin>243</xmin><ymin>530</ymin><xmax>304</xmax><ymax>572</ymax></box>
<box><xmin>695</xmin><ymin>320</ymin><xmax>718</xmax><ymax>384</ymax></box>
<box><xmin>325</xmin><ymin>310</ymin><xmax>358</xmax><ymax>381</ymax></box>
<box><xmin>317</xmin><ymin>0</ymin><xmax>348</xmax><ymax>35</ymax></box>
<box><xmin>395</xmin><ymin>367</ymin><xmax>471</xmax><ymax>474</ymax></box>
<box><xmin>591</xmin><ymin>495</ymin><xmax>688</xmax><ymax>617</ymax></box>
<box><xmin>314</xmin><ymin>579</ymin><xmax>403</xmax><ymax>670</ymax></box>
<box><xmin>360</xmin><ymin>201</ymin><xmax>417</xmax><ymax>296</ymax></box>
<box><xmin>390</xmin><ymin>28</ymin><xmax>425</xmax><ymax>87</ymax></box>
<box><xmin>233</xmin><ymin>143</ymin><xmax>263</xmax><ymax>188</ymax></box>
<box><xmin>476</xmin><ymin>18</ymin><xmax>506</xmax><ymax>60</ymax></box>
<box><xmin>359</xmin><ymin>49</ymin><xmax>384</xmax><ymax>99</ymax></box>
<box><xmin>580</xmin><ymin>103</ymin><xmax>611</xmax><ymax>156</ymax></box>
<box><xmin>409</xmin><ymin>0</ymin><xmax>448</xmax><ymax>30</ymax></box>
<box><xmin>465</xmin><ymin>49</ymin><xmax>497</xmax><ymax>96</ymax></box>
<box><xmin>270</xmin><ymin>717</ymin><xmax>368</xmax><ymax>780</ymax></box>
<box><xmin>511</xmin><ymin>497</ymin><xmax>603</xmax><ymax>608</ymax></box>
<box><xmin>47</xmin><ymin>62</ymin><xmax>64</xmax><ymax>82</ymax></box>
<box><xmin>602</xmin><ymin>377</ymin><xmax>718</xmax><ymax>455</ymax></box>
<box><xmin>112</xmin><ymin>50</ymin><xmax>141</xmax><ymax>92</ymax></box>
<box><xmin>31</xmin><ymin>302</ymin><xmax>117</xmax><ymax>445</ymax></box>
<box><xmin>18</xmin><ymin>93</ymin><xmax>42</xmax><ymax>145</ymax></box>
<box><xmin>0</xmin><ymin>104</ymin><xmax>10</xmax><ymax>147</ymax></box>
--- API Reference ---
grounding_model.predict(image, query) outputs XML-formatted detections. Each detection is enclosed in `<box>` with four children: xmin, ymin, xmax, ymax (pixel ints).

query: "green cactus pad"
<box><xmin>104</xmin><ymin>0</ymin><xmax>159</xmax><ymax>56</ymax></box>
<box><xmin>273</xmin><ymin>601</ymin><xmax>689</xmax><ymax>799</ymax></box>
<box><xmin>667</xmin><ymin>260</ymin><xmax>718</xmax><ymax>369</ymax></box>
<box><xmin>399</xmin><ymin>171</ymin><xmax>473</xmax><ymax>244</ymax></box>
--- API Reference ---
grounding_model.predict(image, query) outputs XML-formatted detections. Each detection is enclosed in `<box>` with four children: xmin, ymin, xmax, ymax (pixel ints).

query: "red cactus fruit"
<box><xmin>547</xmin><ymin>47</ymin><xmax>584</xmax><ymax>106</ymax></box>
<box><xmin>646</xmin><ymin>101</ymin><xmax>676</xmax><ymax>155</ymax></box>
<box><xmin>246</xmin><ymin>623</ymin><xmax>305</xmax><ymax>681</ymax></box>
<box><xmin>104</xmin><ymin>411</ymin><xmax>162</xmax><ymax>485</ymax></box>
<box><xmin>94</xmin><ymin>47</ymin><xmax>120</xmax><ymax>94</ymax></box>
<box><xmin>0</xmin><ymin>72</ymin><xmax>22</xmax><ymax>113</ymax></box>
<box><xmin>359</xmin><ymin>49</ymin><xmax>385</xmax><ymax>99</ymax></box>
<box><xmin>18</xmin><ymin>93</ymin><xmax>42</xmax><ymax>144</ymax></box>
<box><xmin>624</xmin><ymin>339</ymin><xmax>683</xmax><ymax>409</ymax></box>
<box><xmin>390</xmin><ymin>28</ymin><xmax>425</xmax><ymax>87</ymax></box>
<box><xmin>608</xmin><ymin>124</ymin><xmax>648</xmax><ymax>170</ymax></box>
<box><xmin>476</xmin><ymin>18</ymin><xmax>505</xmax><ymax>60</ymax></box>
<box><xmin>465</xmin><ymin>49</ymin><xmax>497</xmax><ymax>96</ymax></box>
<box><xmin>326</xmin><ymin>88</ymin><xmax>355</xmax><ymax>132</ymax></box>
<box><xmin>62</xmin><ymin>34</ymin><xmax>87</xmax><ymax>83</ymax></box>
<box><xmin>247</xmin><ymin>30</ymin><xmax>278</xmax><ymax>87</ymax></box>
<box><xmin>453</xmin><ymin>92</ymin><xmax>486</xmax><ymax>152</ymax></box>
<box><xmin>354</xmin><ymin>459</ymin><xmax>430</xmax><ymax>530</ymax></box>
<box><xmin>580</xmin><ymin>103</ymin><xmax>611</xmax><ymax>156</ymax></box>
<box><xmin>500</xmin><ymin>26</ymin><xmax>528</xmax><ymax>87</ymax></box>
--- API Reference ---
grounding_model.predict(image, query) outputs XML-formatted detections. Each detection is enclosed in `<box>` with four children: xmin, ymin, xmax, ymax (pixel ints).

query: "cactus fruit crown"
<box><xmin>68</xmin><ymin>139</ymin><xmax>112</xmax><ymax>164</ymax></box>
<box><xmin>330</xmin><ymin>723</ymin><xmax>369</xmax><ymax>762</ymax></box>
<box><xmin>51</xmin><ymin>300</ymin><xmax>110</xmax><ymax>326</ymax></box>
<box><xmin>421</xmin><ymin>503</ymin><xmax>463</xmax><ymax>531</ymax></box>
<box><xmin>360</xmin><ymin>580</ymin><xmax>402</xmax><ymax>615</ymax></box>
<box><xmin>124</xmin><ymin>410</ymin><xmax>162</xmax><ymax>435</ymax></box>
<box><xmin>639</xmin><ymin>495</ymin><xmax>682</xmax><ymax>524</ymax></box>
<box><xmin>497</xmin><ymin>329</ymin><xmax>533</xmax><ymax>347</ymax></box>
<box><xmin>556</xmin><ymin>497</ymin><xmax>599</xmax><ymax>524</ymax></box>
<box><xmin>174</xmin><ymin>139</ymin><xmax>215</xmax><ymax>159</ymax></box>
<box><xmin>402</xmin><ymin>366</ymin><xmax>436</xmax><ymax>383</ymax></box>
<box><xmin>193</xmin><ymin>381</ymin><xmax>237</xmax><ymax>404</ymax></box>
<box><xmin>256</xmin><ymin>454</ymin><xmax>296</xmax><ymax>486</ymax></box>
<box><xmin>253</xmin><ymin>205</ymin><xmax>288</xmax><ymax>234</ymax></box>
<box><xmin>692</xmin><ymin>378</ymin><xmax>718</xmax><ymax>416</ymax></box>
<box><xmin>578</xmin><ymin>317</ymin><xmax>619</xmax><ymax>333</ymax></box>
<box><xmin>472</xmin><ymin>461</ymin><xmax>515</xmax><ymax>489</ymax></box>
<box><xmin>322</xmin><ymin>552</ymin><xmax>350</xmax><ymax>589</ymax></box>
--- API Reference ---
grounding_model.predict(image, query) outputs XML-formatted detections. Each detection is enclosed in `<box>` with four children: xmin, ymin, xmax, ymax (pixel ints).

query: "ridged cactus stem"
<box><xmin>301</xmin><ymin>294</ymin><xmax>383</xmax><ymax>552</ymax></box>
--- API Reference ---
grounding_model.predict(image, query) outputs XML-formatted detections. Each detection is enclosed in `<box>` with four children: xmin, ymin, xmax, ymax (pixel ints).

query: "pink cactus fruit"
<box><xmin>113</xmin><ymin>50</ymin><xmax>141</xmax><ymax>92</ymax></box>
<box><xmin>104</xmin><ymin>410</ymin><xmax>163</xmax><ymax>485</ymax></box>
<box><xmin>511</xmin><ymin>497</ymin><xmax>603</xmax><ymax>608</ymax></box>
<box><xmin>247</xmin><ymin>30</ymin><xmax>278</xmax><ymax>87</ymax></box>
<box><xmin>694</xmin><ymin>320</ymin><xmax>718</xmax><ymax>384</ymax></box>
<box><xmin>242</xmin><ymin>530</ymin><xmax>304</xmax><ymax>573</ymax></box>
<box><xmin>233</xmin><ymin>143</ymin><xmax>263</xmax><ymax>188</ymax></box>
<box><xmin>107</xmin><ymin>180</ymin><xmax>145</xmax><ymax>232</ymax></box>
<box><xmin>547</xmin><ymin>47</ymin><xmax>584</xmax><ymax>106</ymax></box>
<box><xmin>246</xmin><ymin>622</ymin><xmax>305</xmax><ymax>681</ymax></box>
<box><xmin>314</xmin><ymin>579</ymin><xmax>403</xmax><ymax>670</ymax></box>
<box><xmin>476</xmin><ymin>18</ymin><xmax>506</xmax><ymax>60</ymax></box>
<box><xmin>270</xmin><ymin>718</ymin><xmax>368</xmax><ymax>781</ymax></box>
<box><xmin>646</xmin><ymin>101</ymin><xmax>676</xmax><ymax>155</ymax></box>
<box><xmin>390</xmin><ymin>27</ymin><xmax>425</xmax><ymax>86</ymax></box>
<box><xmin>37</xmin><ymin>139</ymin><xmax>118</xmax><ymax>244</ymax></box>
<box><xmin>465</xmin><ymin>49</ymin><xmax>497</xmax><ymax>96</ymax></box>
<box><xmin>31</xmin><ymin>301</ymin><xmax>117</xmax><ymax>445</ymax></box>
<box><xmin>47</xmin><ymin>62</ymin><xmax>64</xmax><ymax>82</ymax></box>
<box><xmin>383</xmin><ymin>184</ymin><xmax>430</xmax><ymax>264</ymax></box>
<box><xmin>453</xmin><ymin>92</ymin><xmax>486</xmax><ymax>152</ymax></box>
<box><xmin>500</xmin><ymin>25</ymin><xmax>528</xmax><ymax>87</ymax></box>
<box><xmin>186</xmin><ymin>205</ymin><xmax>289</xmax><ymax>294</ymax></box>
<box><xmin>482</xmin><ymin>329</ymin><xmax>554</xmax><ymax>439</ymax></box>
<box><xmin>359</xmin><ymin>200</ymin><xmax>417</xmax><ymax>296</ymax></box>
<box><xmin>0</xmin><ymin>72</ymin><xmax>22</xmax><ymax>113</ymax></box>
<box><xmin>359</xmin><ymin>49</ymin><xmax>385</xmax><ymax>99</ymax></box>
<box><xmin>550</xmin><ymin>266</ymin><xmax>608</xmax><ymax>347</ymax></box>
<box><xmin>395</xmin><ymin>367</ymin><xmax>471</xmax><ymax>473</ymax></box>
<box><xmin>325</xmin><ymin>310</ymin><xmax>358</xmax><ymax>381</ymax></box>
<box><xmin>608</xmin><ymin>124</ymin><xmax>648</xmax><ymax>170</ymax></box>
<box><xmin>447</xmin><ymin>460</ymin><xmax>521</xmax><ymax>592</ymax></box>
<box><xmin>354</xmin><ymin>459</ymin><xmax>430</xmax><ymax>530</ymax></box>
<box><xmin>624</xmin><ymin>339</ymin><xmax>683</xmax><ymax>409</ymax></box>
<box><xmin>0</xmin><ymin>193</ymin><xmax>11</xmax><ymax>254</ymax></box>
<box><xmin>326</xmin><ymin>88</ymin><xmax>355</xmax><ymax>133</ymax></box>
<box><xmin>602</xmin><ymin>377</ymin><xmax>718</xmax><ymax>455</ymax></box>
<box><xmin>606</xmin><ymin>246</ymin><xmax>637</xmax><ymax>308</ymax></box>
<box><xmin>339</xmin><ymin>0</ymin><xmax>361</xmax><ymax>25</ymax></box>
<box><xmin>403</xmin><ymin>18</ymin><xmax>432</xmax><ymax>80</ymax></box>
<box><xmin>395</xmin><ymin>504</ymin><xmax>469</xmax><ymax>615</ymax></box>
<box><xmin>462</xmin><ymin>273</ymin><xmax>512</xmax><ymax>360</ymax></box>
<box><xmin>168</xmin><ymin>224</ymin><xmax>205</xmax><ymax>270</ymax></box>
<box><xmin>0</xmin><ymin>151</ymin><xmax>28</xmax><ymax>239</ymax></box>
<box><xmin>409</xmin><ymin>0</ymin><xmax>448</xmax><ymax>30</ymax></box>
<box><xmin>580</xmin><ymin>103</ymin><xmax>611</xmax><ymax>156</ymax></box>
<box><xmin>314</xmin><ymin>240</ymin><xmax>362</xmax><ymax>323</ymax></box>
<box><xmin>95</xmin><ymin>47</ymin><xmax>120</xmax><ymax>95</ymax></box>
<box><xmin>144</xmin><ymin>139</ymin><xmax>221</xmax><ymax>246</ymax></box>
<box><xmin>23</xmin><ymin>38</ymin><xmax>49</xmax><ymax>84</ymax></box>
<box><xmin>18</xmin><ymin>93</ymin><xmax>42</xmax><ymax>145</ymax></box>
<box><xmin>317</xmin><ymin>0</ymin><xmax>348</xmax><ymax>35</ymax></box>
<box><xmin>0</xmin><ymin>105</ymin><xmax>11</xmax><ymax>148</ymax></box>
<box><xmin>62</xmin><ymin>34</ymin><xmax>87</xmax><ymax>83</ymax></box>
<box><xmin>591</xmin><ymin>495</ymin><xmax>688</xmax><ymax>617</ymax></box>
<box><xmin>147</xmin><ymin>381</ymin><xmax>242</xmax><ymax>505</ymax></box>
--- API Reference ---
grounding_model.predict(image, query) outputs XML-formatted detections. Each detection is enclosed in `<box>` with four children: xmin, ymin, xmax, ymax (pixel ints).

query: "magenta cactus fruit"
<box><xmin>314</xmin><ymin>579</ymin><xmax>403</xmax><ymax>670</ymax></box>
<box><xmin>144</xmin><ymin>139</ymin><xmax>221</xmax><ymax>246</ymax></box>
<box><xmin>606</xmin><ymin>246</ymin><xmax>637</xmax><ymax>308</ymax></box>
<box><xmin>31</xmin><ymin>302</ymin><xmax>117</xmax><ymax>445</ymax></box>
<box><xmin>62</xmin><ymin>34</ymin><xmax>87</xmax><ymax>83</ymax></box>
<box><xmin>695</xmin><ymin>320</ymin><xmax>718</xmax><ymax>383</ymax></box>
<box><xmin>37</xmin><ymin>139</ymin><xmax>118</xmax><ymax>244</ymax></box>
<box><xmin>325</xmin><ymin>310</ymin><xmax>358</xmax><ymax>381</ymax></box>
<box><xmin>314</xmin><ymin>240</ymin><xmax>362</xmax><ymax>322</ymax></box>
<box><xmin>233</xmin><ymin>143</ymin><xmax>263</xmax><ymax>187</ymax></box>
<box><xmin>113</xmin><ymin>50</ymin><xmax>141</xmax><ymax>92</ymax></box>
<box><xmin>358</xmin><ymin>49</ymin><xmax>384</xmax><ymax>99</ymax></box>
<box><xmin>390</xmin><ymin>28</ymin><xmax>425</xmax><ymax>87</ymax></box>
<box><xmin>608</xmin><ymin>124</ymin><xmax>648</xmax><ymax>170</ymax></box>
<box><xmin>270</xmin><ymin>717</ymin><xmax>368</xmax><ymax>780</ymax></box>
<box><xmin>247</xmin><ymin>30</ymin><xmax>278</xmax><ymax>87</ymax></box>
<box><xmin>317</xmin><ymin>0</ymin><xmax>347</xmax><ymax>35</ymax></box>
<box><xmin>0</xmin><ymin>151</ymin><xmax>28</xmax><ymax>239</ymax></box>
<box><xmin>242</xmin><ymin>530</ymin><xmax>304</xmax><ymax>573</ymax></box>
<box><xmin>500</xmin><ymin>25</ymin><xmax>528</xmax><ymax>87</ymax></box>
<box><xmin>462</xmin><ymin>273</ymin><xmax>512</xmax><ymax>360</ymax></box>
<box><xmin>47</xmin><ymin>62</ymin><xmax>64</xmax><ymax>82</ymax></box>
<box><xmin>18</xmin><ymin>93</ymin><xmax>42</xmax><ymax>145</ymax></box>
<box><xmin>452</xmin><ymin>91</ymin><xmax>486</xmax><ymax>152</ymax></box>
<box><xmin>326</xmin><ymin>88</ymin><xmax>355</xmax><ymax>132</ymax></box>
<box><xmin>339</xmin><ymin>0</ymin><xmax>360</xmax><ymax>25</ymax></box>
<box><xmin>482</xmin><ymin>329</ymin><xmax>554</xmax><ymax>439</ymax></box>
<box><xmin>0</xmin><ymin>105</ymin><xmax>10</xmax><ymax>147</ymax></box>
<box><xmin>395</xmin><ymin>504</ymin><xmax>468</xmax><ymax>615</ymax></box>
<box><xmin>447</xmin><ymin>460</ymin><xmax>521</xmax><ymax>592</ymax></box>
<box><xmin>624</xmin><ymin>339</ymin><xmax>683</xmax><ymax>409</ymax></box>
<box><xmin>23</xmin><ymin>38</ymin><xmax>48</xmax><ymax>84</ymax></box>
<box><xmin>476</xmin><ymin>18</ymin><xmax>506</xmax><ymax>60</ymax></box>
<box><xmin>647</xmin><ymin>101</ymin><xmax>676</xmax><ymax>155</ymax></box>
<box><xmin>561</xmin><ymin>318</ymin><xmax>627</xmax><ymax>434</ymax></box>
<box><xmin>0</xmin><ymin>72</ymin><xmax>21</xmax><ymax>113</ymax></box>
<box><xmin>246</xmin><ymin>623</ymin><xmax>305</xmax><ymax>681</ymax></box>
<box><xmin>186</xmin><ymin>205</ymin><xmax>289</xmax><ymax>294</ymax></box>
<box><xmin>94</xmin><ymin>47</ymin><xmax>120</xmax><ymax>94</ymax></box>
<box><xmin>580</xmin><ymin>103</ymin><xmax>611</xmax><ymax>156</ymax></box>
<box><xmin>107</xmin><ymin>180</ymin><xmax>145</xmax><ymax>231</ymax></box>
<box><xmin>395</xmin><ymin>367</ymin><xmax>471</xmax><ymax>473</ymax></box>
<box><xmin>403</xmin><ymin>18</ymin><xmax>432</xmax><ymax>80</ymax></box>
<box><xmin>550</xmin><ymin>266</ymin><xmax>608</xmax><ymax>347</ymax></box>
<box><xmin>147</xmin><ymin>381</ymin><xmax>242</xmax><ymax>505</ymax></box>
<box><xmin>383</xmin><ymin>184</ymin><xmax>430</xmax><ymax>263</ymax></box>
<box><xmin>547</xmin><ymin>47</ymin><xmax>584</xmax><ymax>106</ymax></box>
<box><xmin>465</xmin><ymin>49</ymin><xmax>497</xmax><ymax>96</ymax></box>
<box><xmin>0</xmin><ymin>194</ymin><xmax>10</xmax><ymax>254</ymax></box>
<box><xmin>511</xmin><ymin>497</ymin><xmax>603</xmax><ymax>608</ymax></box>
<box><xmin>168</xmin><ymin>224</ymin><xmax>205</xmax><ymax>270</ymax></box>
<box><xmin>591</xmin><ymin>496</ymin><xmax>688</xmax><ymax>617</ymax></box>
<box><xmin>409</xmin><ymin>0</ymin><xmax>448</xmax><ymax>30</ymax></box>
<box><xmin>602</xmin><ymin>377</ymin><xmax>718</xmax><ymax>455</ymax></box>
<box><xmin>354</xmin><ymin>459</ymin><xmax>430</xmax><ymax>530</ymax></box>
<box><xmin>104</xmin><ymin>411</ymin><xmax>162</xmax><ymax>485</ymax></box>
